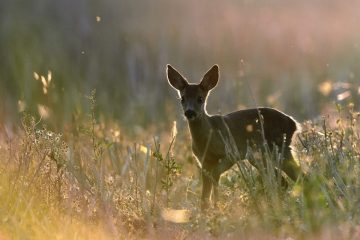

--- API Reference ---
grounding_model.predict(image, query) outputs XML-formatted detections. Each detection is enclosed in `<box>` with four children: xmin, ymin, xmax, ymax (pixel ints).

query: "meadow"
<box><xmin>0</xmin><ymin>0</ymin><xmax>360</xmax><ymax>239</ymax></box>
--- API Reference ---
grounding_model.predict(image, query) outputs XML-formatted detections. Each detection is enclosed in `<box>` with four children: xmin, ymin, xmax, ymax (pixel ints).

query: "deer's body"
<box><xmin>190</xmin><ymin>108</ymin><xmax>298</xmax><ymax>167</ymax></box>
<box><xmin>167</xmin><ymin>65</ymin><xmax>302</xmax><ymax>210</ymax></box>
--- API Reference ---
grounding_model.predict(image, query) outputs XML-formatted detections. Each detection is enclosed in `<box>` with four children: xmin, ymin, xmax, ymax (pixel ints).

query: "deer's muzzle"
<box><xmin>184</xmin><ymin>110</ymin><xmax>197</xmax><ymax>120</ymax></box>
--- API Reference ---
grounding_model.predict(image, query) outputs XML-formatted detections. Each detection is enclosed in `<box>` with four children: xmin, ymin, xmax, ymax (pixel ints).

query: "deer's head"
<box><xmin>167</xmin><ymin>65</ymin><xmax>219</xmax><ymax>121</ymax></box>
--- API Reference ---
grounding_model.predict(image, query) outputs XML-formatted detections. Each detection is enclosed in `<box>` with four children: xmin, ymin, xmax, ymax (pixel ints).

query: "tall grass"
<box><xmin>0</xmin><ymin>95</ymin><xmax>359</xmax><ymax>239</ymax></box>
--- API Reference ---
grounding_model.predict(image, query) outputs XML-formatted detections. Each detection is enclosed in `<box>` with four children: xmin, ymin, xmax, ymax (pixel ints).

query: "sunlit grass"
<box><xmin>0</xmin><ymin>99</ymin><xmax>359</xmax><ymax>239</ymax></box>
<box><xmin>0</xmin><ymin>172</ymin><xmax>111</xmax><ymax>239</ymax></box>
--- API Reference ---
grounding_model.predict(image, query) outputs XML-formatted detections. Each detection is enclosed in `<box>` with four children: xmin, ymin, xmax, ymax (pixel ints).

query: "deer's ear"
<box><xmin>167</xmin><ymin>65</ymin><xmax>188</xmax><ymax>91</ymax></box>
<box><xmin>200</xmin><ymin>65</ymin><xmax>219</xmax><ymax>91</ymax></box>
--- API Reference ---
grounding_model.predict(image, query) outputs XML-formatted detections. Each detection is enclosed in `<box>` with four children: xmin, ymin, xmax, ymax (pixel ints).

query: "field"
<box><xmin>1</xmin><ymin>0</ymin><xmax>360</xmax><ymax>239</ymax></box>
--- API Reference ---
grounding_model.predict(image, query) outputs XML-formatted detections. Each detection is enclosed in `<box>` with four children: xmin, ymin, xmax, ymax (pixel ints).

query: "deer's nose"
<box><xmin>184</xmin><ymin>110</ymin><xmax>197</xmax><ymax>119</ymax></box>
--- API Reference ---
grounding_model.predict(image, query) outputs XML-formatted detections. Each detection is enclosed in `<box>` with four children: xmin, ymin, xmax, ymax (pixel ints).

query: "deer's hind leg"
<box><xmin>282</xmin><ymin>148</ymin><xmax>302</xmax><ymax>181</ymax></box>
<box><xmin>247</xmin><ymin>150</ymin><xmax>289</xmax><ymax>188</ymax></box>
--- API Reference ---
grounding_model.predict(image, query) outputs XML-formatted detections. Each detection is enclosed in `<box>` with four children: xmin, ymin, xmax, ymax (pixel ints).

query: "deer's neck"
<box><xmin>188</xmin><ymin>113</ymin><xmax>213</xmax><ymax>146</ymax></box>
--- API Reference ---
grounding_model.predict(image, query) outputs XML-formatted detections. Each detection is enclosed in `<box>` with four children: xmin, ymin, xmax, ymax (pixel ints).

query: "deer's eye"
<box><xmin>181</xmin><ymin>96</ymin><xmax>185</xmax><ymax>103</ymax></box>
<box><xmin>197</xmin><ymin>96</ymin><xmax>204</xmax><ymax>104</ymax></box>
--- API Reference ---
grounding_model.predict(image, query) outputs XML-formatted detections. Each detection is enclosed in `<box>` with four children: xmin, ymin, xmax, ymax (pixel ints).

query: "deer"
<box><xmin>166</xmin><ymin>64</ymin><xmax>303</xmax><ymax>210</ymax></box>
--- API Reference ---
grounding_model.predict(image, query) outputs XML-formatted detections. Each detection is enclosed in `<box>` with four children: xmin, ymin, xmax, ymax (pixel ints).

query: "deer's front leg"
<box><xmin>212</xmin><ymin>173</ymin><xmax>220</xmax><ymax>204</ymax></box>
<box><xmin>201</xmin><ymin>167</ymin><xmax>213</xmax><ymax>211</ymax></box>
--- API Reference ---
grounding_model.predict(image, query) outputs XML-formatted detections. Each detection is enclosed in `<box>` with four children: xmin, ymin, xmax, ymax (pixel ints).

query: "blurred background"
<box><xmin>1</xmin><ymin>0</ymin><xmax>360</xmax><ymax>130</ymax></box>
